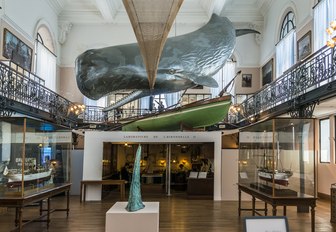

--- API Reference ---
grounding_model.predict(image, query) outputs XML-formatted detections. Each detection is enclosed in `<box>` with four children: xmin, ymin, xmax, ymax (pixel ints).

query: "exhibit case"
<box><xmin>238</xmin><ymin>118</ymin><xmax>315</xmax><ymax>197</ymax></box>
<box><xmin>0</xmin><ymin>117</ymin><xmax>72</xmax><ymax>197</ymax></box>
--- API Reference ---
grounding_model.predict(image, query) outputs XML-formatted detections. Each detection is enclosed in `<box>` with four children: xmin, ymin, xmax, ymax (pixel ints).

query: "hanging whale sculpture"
<box><xmin>75</xmin><ymin>14</ymin><xmax>259</xmax><ymax>111</ymax></box>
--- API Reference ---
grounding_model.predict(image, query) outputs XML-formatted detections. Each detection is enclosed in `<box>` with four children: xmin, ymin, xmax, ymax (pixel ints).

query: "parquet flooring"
<box><xmin>0</xmin><ymin>191</ymin><xmax>335</xmax><ymax>232</ymax></box>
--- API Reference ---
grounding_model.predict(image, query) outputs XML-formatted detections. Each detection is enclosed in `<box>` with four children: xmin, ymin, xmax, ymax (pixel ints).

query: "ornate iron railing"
<box><xmin>0</xmin><ymin>61</ymin><xmax>81</xmax><ymax>126</ymax></box>
<box><xmin>1</xmin><ymin>42</ymin><xmax>335</xmax><ymax>128</ymax></box>
<box><xmin>82</xmin><ymin>105</ymin><xmax>107</xmax><ymax>123</ymax></box>
<box><xmin>238</xmin><ymin>44</ymin><xmax>336</xmax><ymax>123</ymax></box>
<box><xmin>2</xmin><ymin>60</ymin><xmax>46</xmax><ymax>85</ymax></box>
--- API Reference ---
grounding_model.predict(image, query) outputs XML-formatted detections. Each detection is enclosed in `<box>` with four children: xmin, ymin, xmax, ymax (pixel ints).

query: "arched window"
<box><xmin>279</xmin><ymin>12</ymin><xmax>295</xmax><ymax>40</ymax></box>
<box><xmin>276</xmin><ymin>11</ymin><xmax>296</xmax><ymax>78</ymax></box>
<box><xmin>35</xmin><ymin>26</ymin><xmax>57</xmax><ymax>91</ymax></box>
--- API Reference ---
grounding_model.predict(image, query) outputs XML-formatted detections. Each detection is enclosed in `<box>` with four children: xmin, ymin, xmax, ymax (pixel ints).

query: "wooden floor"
<box><xmin>0</xmin><ymin>191</ymin><xmax>335</xmax><ymax>232</ymax></box>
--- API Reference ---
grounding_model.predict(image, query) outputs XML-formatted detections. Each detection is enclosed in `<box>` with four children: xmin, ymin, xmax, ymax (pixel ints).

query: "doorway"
<box><xmin>104</xmin><ymin>142</ymin><xmax>214</xmax><ymax>198</ymax></box>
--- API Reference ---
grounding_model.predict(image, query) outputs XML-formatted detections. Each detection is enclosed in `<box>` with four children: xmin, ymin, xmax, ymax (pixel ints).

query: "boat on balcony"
<box><xmin>3</xmin><ymin>166</ymin><xmax>52</xmax><ymax>188</ymax></box>
<box><xmin>121</xmin><ymin>95</ymin><xmax>231</xmax><ymax>131</ymax></box>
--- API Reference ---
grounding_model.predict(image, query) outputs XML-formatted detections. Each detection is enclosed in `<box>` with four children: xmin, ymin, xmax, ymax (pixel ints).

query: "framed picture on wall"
<box><xmin>297</xmin><ymin>31</ymin><xmax>312</xmax><ymax>61</ymax></box>
<box><xmin>3</xmin><ymin>28</ymin><xmax>33</xmax><ymax>71</ymax></box>
<box><xmin>242</xmin><ymin>74</ymin><xmax>252</xmax><ymax>87</ymax></box>
<box><xmin>262</xmin><ymin>58</ymin><xmax>273</xmax><ymax>86</ymax></box>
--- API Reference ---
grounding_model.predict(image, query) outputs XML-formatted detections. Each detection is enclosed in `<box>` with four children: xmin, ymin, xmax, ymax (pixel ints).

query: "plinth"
<box><xmin>105</xmin><ymin>201</ymin><xmax>159</xmax><ymax>232</ymax></box>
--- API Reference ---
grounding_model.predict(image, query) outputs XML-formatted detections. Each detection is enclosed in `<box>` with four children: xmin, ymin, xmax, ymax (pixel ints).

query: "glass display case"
<box><xmin>238</xmin><ymin>118</ymin><xmax>315</xmax><ymax>197</ymax></box>
<box><xmin>0</xmin><ymin>117</ymin><xmax>71</xmax><ymax>197</ymax></box>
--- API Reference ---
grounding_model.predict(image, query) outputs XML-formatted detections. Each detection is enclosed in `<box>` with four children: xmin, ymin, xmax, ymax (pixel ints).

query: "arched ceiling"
<box><xmin>47</xmin><ymin>0</ymin><xmax>271</xmax><ymax>27</ymax></box>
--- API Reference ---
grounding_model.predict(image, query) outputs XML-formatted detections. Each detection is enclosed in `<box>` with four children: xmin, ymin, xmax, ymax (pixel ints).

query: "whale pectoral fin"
<box><xmin>236</xmin><ymin>29</ymin><xmax>260</xmax><ymax>37</ymax></box>
<box><xmin>187</xmin><ymin>75</ymin><xmax>219</xmax><ymax>88</ymax></box>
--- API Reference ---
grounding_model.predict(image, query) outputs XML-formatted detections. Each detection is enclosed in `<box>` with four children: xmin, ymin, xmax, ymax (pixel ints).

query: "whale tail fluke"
<box><xmin>125</xmin><ymin>144</ymin><xmax>145</xmax><ymax>212</ymax></box>
<box><xmin>236</xmin><ymin>29</ymin><xmax>260</xmax><ymax>37</ymax></box>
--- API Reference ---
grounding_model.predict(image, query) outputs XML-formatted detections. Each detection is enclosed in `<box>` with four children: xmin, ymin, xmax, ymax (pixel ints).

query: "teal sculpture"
<box><xmin>125</xmin><ymin>144</ymin><xmax>145</xmax><ymax>212</ymax></box>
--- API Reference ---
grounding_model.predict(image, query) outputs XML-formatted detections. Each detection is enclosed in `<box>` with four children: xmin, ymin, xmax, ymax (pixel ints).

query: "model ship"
<box><xmin>257</xmin><ymin>150</ymin><xmax>293</xmax><ymax>186</ymax></box>
<box><xmin>3</xmin><ymin>166</ymin><xmax>52</xmax><ymax>188</ymax></box>
<box><xmin>258</xmin><ymin>168</ymin><xmax>293</xmax><ymax>186</ymax></box>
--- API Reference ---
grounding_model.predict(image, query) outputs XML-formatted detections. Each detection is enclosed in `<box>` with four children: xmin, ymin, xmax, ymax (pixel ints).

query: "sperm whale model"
<box><xmin>75</xmin><ymin>14</ymin><xmax>258</xmax><ymax>111</ymax></box>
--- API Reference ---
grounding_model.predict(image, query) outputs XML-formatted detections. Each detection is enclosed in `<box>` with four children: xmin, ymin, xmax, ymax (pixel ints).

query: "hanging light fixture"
<box><xmin>68</xmin><ymin>103</ymin><xmax>86</xmax><ymax>116</ymax></box>
<box><xmin>326</xmin><ymin>19</ymin><xmax>336</xmax><ymax>48</ymax></box>
<box><xmin>122</xmin><ymin>0</ymin><xmax>184</xmax><ymax>89</ymax></box>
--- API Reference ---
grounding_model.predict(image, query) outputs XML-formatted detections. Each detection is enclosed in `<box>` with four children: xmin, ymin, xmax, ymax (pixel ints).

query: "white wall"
<box><xmin>221</xmin><ymin>149</ymin><xmax>250</xmax><ymax>201</ymax></box>
<box><xmin>235</xmin><ymin>34</ymin><xmax>260</xmax><ymax>67</ymax></box>
<box><xmin>2</xmin><ymin>0</ymin><xmax>58</xmax><ymax>55</ymax></box>
<box><xmin>83</xmin><ymin>131</ymin><xmax>222</xmax><ymax>201</ymax></box>
<box><xmin>221</xmin><ymin>149</ymin><xmax>239</xmax><ymax>200</ymax></box>
<box><xmin>260</xmin><ymin>0</ymin><xmax>313</xmax><ymax>65</ymax></box>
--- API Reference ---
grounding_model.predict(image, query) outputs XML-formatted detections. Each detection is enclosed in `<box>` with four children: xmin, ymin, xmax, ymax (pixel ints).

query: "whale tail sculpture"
<box><xmin>125</xmin><ymin>144</ymin><xmax>145</xmax><ymax>212</ymax></box>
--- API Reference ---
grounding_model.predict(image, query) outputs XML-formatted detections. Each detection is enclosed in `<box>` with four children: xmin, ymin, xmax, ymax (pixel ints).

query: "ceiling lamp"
<box><xmin>122</xmin><ymin>0</ymin><xmax>184</xmax><ymax>89</ymax></box>
<box><xmin>326</xmin><ymin>19</ymin><xmax>336</xmax><ymax>48</ymax></box>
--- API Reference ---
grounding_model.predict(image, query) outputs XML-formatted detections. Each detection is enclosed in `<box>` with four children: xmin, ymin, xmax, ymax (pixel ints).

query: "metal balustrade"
<box><xmin>0</xmin><ymin>61</ymin><xmax>80</xmax><ymax>126</ymax></box>
<box><xmin>237</xmin><ymin>44</ymin><xmax>336</xmax><ymax>124</ymax></box>
<box><xmin>0</xmin><ymin>43</ymin><xmax>335</xmax><ymax>129</ymax></box>
<box><xmin>82</xmin><ymin>105</ymin><xmax>107</xmax><ymax>123</ymax></box>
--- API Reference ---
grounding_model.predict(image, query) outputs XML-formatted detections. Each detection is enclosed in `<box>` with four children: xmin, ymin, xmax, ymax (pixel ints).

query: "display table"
<box><xmin>0</xmin><ymin>183</ymin><xmax>71</xmax><ymax>232</ymax></box>
<box><xmin>238</xmin><ymin>184</ymin><xmax>317</xmax><ymax>232</ymax></box>
<box><xmin>80</xmin><ymin>179</ymin><xmax>126</xmax><ymax>202</ymax></box>
<box><xmin>105</xmin><ymin>201</ymin><xmax>159</xmax><ymax>232</ymax></box>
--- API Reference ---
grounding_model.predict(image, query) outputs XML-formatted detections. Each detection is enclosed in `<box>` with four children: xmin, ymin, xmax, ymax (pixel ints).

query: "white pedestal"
<box><xmin>105</xmin><ymin>201</ymin><xmax>159</xmax><ymax>232</ymax></box>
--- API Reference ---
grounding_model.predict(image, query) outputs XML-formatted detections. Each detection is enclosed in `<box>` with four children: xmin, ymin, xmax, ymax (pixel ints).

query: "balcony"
<box><xmin>232</xmin><ymin>43</ymin><xmax>336</xmax><ymax>127</ymax></box>
<box><xmin>0</xmin><ymin>42</ymin><xmax>334</xmax><ymax>130</ymax></box>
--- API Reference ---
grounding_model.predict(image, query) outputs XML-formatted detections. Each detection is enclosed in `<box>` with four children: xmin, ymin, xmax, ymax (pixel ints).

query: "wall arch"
<box><xmin>33</xmin><ymin>19</ymin><xmax>56</xmax><ymax>54</ymax></box>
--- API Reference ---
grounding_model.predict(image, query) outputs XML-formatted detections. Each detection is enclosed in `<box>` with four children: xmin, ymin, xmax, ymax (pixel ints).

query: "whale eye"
<box><xmin>168</xmin><ymin>69</ymin><xmax>175</xmax><ymax>74</ymax></box>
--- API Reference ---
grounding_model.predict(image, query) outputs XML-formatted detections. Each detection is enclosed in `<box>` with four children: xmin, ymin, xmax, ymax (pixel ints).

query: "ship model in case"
<box><xmin>3</xmin><ymin>166</ymin><xmax>53</xmax><ymax>188</ymax></box>
<box><xmin>257</xmin><ymin>150</ymin><xmax>293</xmax><ymax>187</ymax></box>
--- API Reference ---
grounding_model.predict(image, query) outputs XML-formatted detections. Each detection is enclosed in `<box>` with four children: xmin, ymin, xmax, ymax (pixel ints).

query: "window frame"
<box><xmin>319</xmin><ymin>118</ymin><xmax>331</xmax><ymax>163</ymax></box>
<box><xmin>279</xmin><ymin>11</ymin><xmax>295</xmax><ymax>40</ymax></box>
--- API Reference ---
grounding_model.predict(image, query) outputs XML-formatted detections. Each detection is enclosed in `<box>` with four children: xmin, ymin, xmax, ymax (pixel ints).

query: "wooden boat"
<box><xmin>122</xmin><ymin>95</ymin><xmax>231</xmax><ymax>131</ymax></box>
<box><xmin>3</xmin><ymin>166</ymin><xmax>52</xmax><ymax>188</ymax></box>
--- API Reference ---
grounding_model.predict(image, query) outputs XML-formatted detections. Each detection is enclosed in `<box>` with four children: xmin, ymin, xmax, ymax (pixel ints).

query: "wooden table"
<box><xmin>80</xmin><ymin>179</ymin><xmax>126</xmax><ymax>202</ymax></box>
<box><xmin>238</xmin><ymin>183</ymin><xmax>317</xmax><ymax>232</ymax></box>
<box><xmin>0</xmin><ymin>183</ymin><xmax>71</xmax><ymax>232</ymax></box>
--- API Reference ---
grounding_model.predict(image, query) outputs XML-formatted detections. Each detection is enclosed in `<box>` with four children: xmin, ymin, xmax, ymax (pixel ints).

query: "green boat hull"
<box><xmin>122</xmin><ymin>97</ymin><xmax>231</xmax><ymax>131</ymax></box>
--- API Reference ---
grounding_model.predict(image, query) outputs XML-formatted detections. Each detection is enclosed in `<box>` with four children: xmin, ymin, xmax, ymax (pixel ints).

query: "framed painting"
<box><xmin>3</xmin><ymin>28</ymin><xmax>33</xmax><ymax>71</ymax></box>
<box><xmin>262</xmin><ymin>58</ymin><xmax>273</xmax><ymax>86</ymax></box>
<box><xmin>297</xmin><ymin>31</ymin><xmax>311</xmax><ymax>61</ymax></box>
<box><xmin>242</xmin><ymin>74</ymin><xmax>252</xmax><ymax>87</ymax></box>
